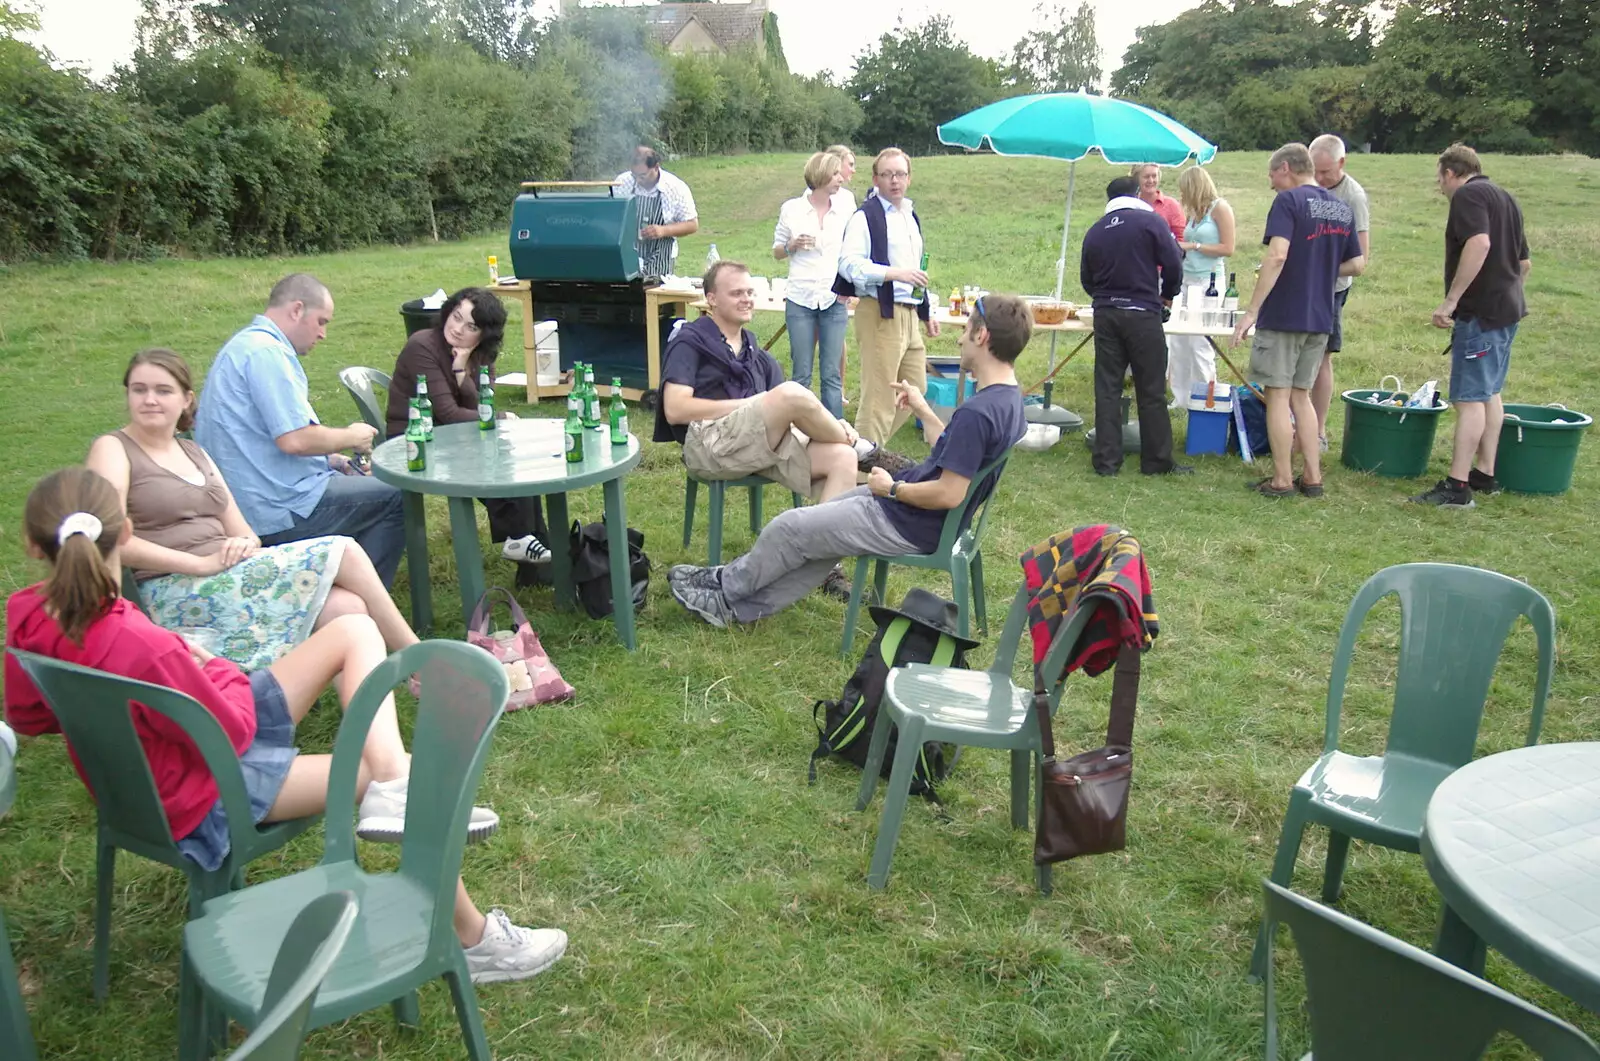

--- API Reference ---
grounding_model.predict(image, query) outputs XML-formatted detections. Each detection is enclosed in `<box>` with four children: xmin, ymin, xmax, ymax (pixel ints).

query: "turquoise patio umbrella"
<box><xmin>938</xmin><ymin>91</ymin><xmax>1217</xmax><ymax>303</ymax></box>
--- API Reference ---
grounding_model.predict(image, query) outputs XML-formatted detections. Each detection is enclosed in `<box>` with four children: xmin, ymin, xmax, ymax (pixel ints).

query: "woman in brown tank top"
<box><xmin>86</xmin><ymin>349</ymin><xmax>423</xmax><ymax>671</ymax></box>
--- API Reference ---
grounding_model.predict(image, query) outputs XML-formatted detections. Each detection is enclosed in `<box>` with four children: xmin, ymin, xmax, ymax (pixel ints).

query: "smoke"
<box><xmin>543</xmin><ymin>4</ymin><xmax>670</xmax><ymax>178</ymax></box>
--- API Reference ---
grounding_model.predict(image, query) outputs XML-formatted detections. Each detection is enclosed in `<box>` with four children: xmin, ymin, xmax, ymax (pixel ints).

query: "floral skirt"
<box><xmin>141</xmin><ymin>535</ymin><xmax>348</xmax><ymax>672</ymax></box>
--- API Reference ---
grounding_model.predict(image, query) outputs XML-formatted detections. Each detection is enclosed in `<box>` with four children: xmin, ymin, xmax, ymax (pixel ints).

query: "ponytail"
<box><xmin>22</xmin><ymin>468</ymin><xmax>126</xmax><ymax>644</ymax></box>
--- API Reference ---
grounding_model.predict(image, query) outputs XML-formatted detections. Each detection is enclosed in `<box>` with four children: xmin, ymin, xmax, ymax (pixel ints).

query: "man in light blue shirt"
<box><xmin>195</xmin><ymin>274</ymin><xmax>406</xmax><ymax>586</ymax></box>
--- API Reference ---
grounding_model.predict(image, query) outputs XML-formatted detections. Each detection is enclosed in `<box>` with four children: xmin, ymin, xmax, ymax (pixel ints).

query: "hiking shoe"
<box><xmin>819</xmin><ymin>566</ymin><xmax>853</xmax><ymax>602</ymax></box>
<box><xmin>856</xmin><ymin>443</ymin><xmax>917</xmax><ymax>475</ymax></box>
<box><xmin>502</xmin><ymin>535</ymin><xmax>551</xmax><ymax>565</ymax></box>
<box><xmin>1410</xmin><ymin>479</ymin><xmax>1476</xmax><ymax>508</ymax></box>
<box><xmin>357</xmin><ymin>777</ymin><xmax>500</xmax><ymax>844</ymax></box>
<box><xmin>1295</xmin><ymin>476</ymin><xmax>1325</xmax><ymax>498</ymax></box>
<box><xmin>670</xmin><ymin>572</ymin><xmax>732</xmax><ymax>628</ymax></box>
<box><xmin>1468</xmin><ymin>468</ymin><xmax>1502</xmax><ymax>495</ymax></box>
<box><xmin>668</xmin><ymin>563</ymin><xmax>700</xmax><ymax>582</ymax></box>
<box><xmin>671</xmin><ymin>565</ymin><xmax>724</xmax><ymax>593</ymax></box>
<box><xmin>464</xmin><ymin>909</ymin><xmax>567</xmax><ymax>984</ymax></box>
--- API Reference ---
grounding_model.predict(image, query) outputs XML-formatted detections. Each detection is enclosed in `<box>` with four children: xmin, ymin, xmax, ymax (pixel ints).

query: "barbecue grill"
<box><xmin>509</xmin><ymin>182</ymin><xmax>676</xmax><ymax>394</ymax></box>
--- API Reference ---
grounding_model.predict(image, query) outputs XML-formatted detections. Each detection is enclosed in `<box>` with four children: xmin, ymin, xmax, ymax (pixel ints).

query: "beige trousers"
<box><xmin>852</xmin><ymin>304</ymin><xmax>927</xmax><ymax>445</ymax></box>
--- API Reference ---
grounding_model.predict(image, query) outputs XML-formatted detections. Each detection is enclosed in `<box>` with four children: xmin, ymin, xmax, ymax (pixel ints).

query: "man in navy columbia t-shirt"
<box><xmin>668</xmin><ymin>295</ymin><xmax>1032</xmax><ymax>628</ymax></box>
<box><xmin>1231</xmin><ymin>143</ymin><xmax>1365</xmax><ymax>498</ymax></box>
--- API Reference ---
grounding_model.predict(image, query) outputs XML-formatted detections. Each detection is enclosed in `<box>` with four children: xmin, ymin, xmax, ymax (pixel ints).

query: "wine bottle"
<box><xmin>1223</xmin><ymin>272</ymin><xmax>1240</xmax><ymax>327</ymax></box>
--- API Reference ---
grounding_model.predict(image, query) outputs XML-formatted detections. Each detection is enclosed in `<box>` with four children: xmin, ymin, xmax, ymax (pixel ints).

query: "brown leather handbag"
<box><xmin>1033</xmin><ymin>643</ymin><xmax>1139</xmax><ymax>864</ymax></box>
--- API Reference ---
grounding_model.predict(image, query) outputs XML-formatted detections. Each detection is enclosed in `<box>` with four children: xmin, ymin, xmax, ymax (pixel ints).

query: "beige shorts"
<box><xmin>1250</xmin><ymin>330</ymin><xmax>1328</xmax><ymax>390</ymax></box>
<box><xmin>683</xmin><ymin>398</ymin><xmax>813</xmax><ymax>496</ymax></box>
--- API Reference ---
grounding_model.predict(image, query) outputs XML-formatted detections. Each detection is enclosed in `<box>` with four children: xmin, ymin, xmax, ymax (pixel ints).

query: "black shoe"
<box><xmin>1294</xmin><ymin>475</ymin><xmax>1325</xmax><ymax>499</ymax></box>
<box><xmin>1467</xmin><ymin>468</ymin><xmax>1501</xmax><ymax>495</ymax></box>
<box><xmin>1410</xmin><ymin>479</ymin><xmax>1476</xmax><ymax>508</ymax></box>
<box><xmin>819</xmin><ymin>566</ymin><xmax>853</xmax><ymax>602</ymax></box>
<box><xmin>1093</xmin><ymin>466</ymin><xmax>1121</xmax><ymax>477</ymax></box>
<box><xmin>1144</xmin><ymin>464</ymin><xmax>1195</xmax><ymax>476</ymax></box>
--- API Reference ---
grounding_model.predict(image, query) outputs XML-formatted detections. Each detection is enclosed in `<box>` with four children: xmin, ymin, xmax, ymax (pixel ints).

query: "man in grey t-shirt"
<box><xmin>1309</xmin><ymin>134</ymin><xmax>1371</xmax><ymax>448</ymax></box>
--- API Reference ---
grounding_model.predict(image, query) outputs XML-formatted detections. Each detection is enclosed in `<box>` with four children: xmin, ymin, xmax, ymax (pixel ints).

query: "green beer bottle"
<box><xmin>608</xmin><ymin>377</ymin><xmax>628</xmax><ymax>445</ymax></box>
<box><xmin>909</xmin><ymin>251</ymin><xmax>929</xmax><ymax>301</ymax></box>
<box><xmin>477</xmin><ymin>365</ymin><xmax>495</xmax><ymax>431</ymax></box>
<box><xmin>564</xmin><ymin>392</ymin><xmax>584</xmax><ymax>463</ymax></box>
<box><xmin>583</xmin><ymin>365</ymin><xmax>601</xmax><ymax>429</ymax></box>
<box><xmin>405</xmin><ymin>403</ymin><xmax>427</xmax><ymax>471</ymax></box>
<box><xmin>416</xmin><ymin>375</ymin><xmax>434</xmax><ymax>440</ymax></box>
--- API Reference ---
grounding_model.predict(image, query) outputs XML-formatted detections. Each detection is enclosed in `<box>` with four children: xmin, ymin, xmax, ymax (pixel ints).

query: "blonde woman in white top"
<box><xmin>774</xmin><ymin>151</ymin><xmax>851</xmax><ymax>416</ymax></box>
<box><xmin>1168</xmin><ymin>166</ymin><xmax>1236</xmax><ymax>406</ymax></box>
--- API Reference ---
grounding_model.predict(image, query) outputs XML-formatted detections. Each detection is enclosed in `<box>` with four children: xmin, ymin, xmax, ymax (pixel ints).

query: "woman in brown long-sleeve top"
<box><xmin>386</xmin><ymin>287</ymin><xmax>552</xmax><ymax>567</ymax></box>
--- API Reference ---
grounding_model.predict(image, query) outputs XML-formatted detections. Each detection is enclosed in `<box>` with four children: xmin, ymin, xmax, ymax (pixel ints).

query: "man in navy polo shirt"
<box><xmin>667</xmin><ymin>294</ymin><xmax>1030</xmax><ymax>628</ymax></box>
<box><xmin>1231</xmin><ymin>143</ymin><xmax>1365</xmax><ymax>499</ymax></box>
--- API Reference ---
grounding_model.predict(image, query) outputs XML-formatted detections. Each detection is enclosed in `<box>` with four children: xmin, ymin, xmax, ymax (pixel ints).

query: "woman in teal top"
<box><xmin>1167</xmin><ymin>166</ymin><xmax>1236</xmax><ymax>406</ymax></box>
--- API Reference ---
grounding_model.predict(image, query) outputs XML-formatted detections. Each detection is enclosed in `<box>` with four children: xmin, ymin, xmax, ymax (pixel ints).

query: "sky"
<box><xmin>28</xmin><ymin>0</ymin><xmax>1206</xmax><ymax>84</ymax></box>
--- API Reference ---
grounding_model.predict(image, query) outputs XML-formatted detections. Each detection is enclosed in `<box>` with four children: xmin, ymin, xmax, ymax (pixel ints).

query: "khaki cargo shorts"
<box><xmin>1249</xmin><ymin>329</ymin><xmax>1328</xmax><ymax>390</ymax></box>
<box><xmin>683</xmin><ymin>398</ymin><xmax>813</xmax><ymax>496</ymax></box>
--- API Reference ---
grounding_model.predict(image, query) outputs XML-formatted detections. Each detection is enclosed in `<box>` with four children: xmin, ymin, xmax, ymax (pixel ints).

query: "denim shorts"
<box><xmin>1449</xmin><ymin>317</ymin><xmax>1517</xmax><ymax>402</ymax></box>
<box><xmin>175</xmin><ymin>669</ymin><xmax>298</xmax><ymax>871</ymax></box>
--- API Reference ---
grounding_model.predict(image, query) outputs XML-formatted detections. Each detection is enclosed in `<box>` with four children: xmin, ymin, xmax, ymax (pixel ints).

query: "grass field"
<box><xmin>2</xmin><ymin>148</ymin><xmax>1599</xmax><ymax>1060</ymax></box>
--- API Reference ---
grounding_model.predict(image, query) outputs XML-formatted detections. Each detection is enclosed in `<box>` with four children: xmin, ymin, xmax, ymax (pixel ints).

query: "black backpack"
<box><xmin>810</xmin><ymin>603</ymin><xmax>971</xmax><ymax>799</ymax></box>
<box><xmin>568</xmin><ymin>521</ymin><xmax>650</xmax><ymax>620</ymax></box>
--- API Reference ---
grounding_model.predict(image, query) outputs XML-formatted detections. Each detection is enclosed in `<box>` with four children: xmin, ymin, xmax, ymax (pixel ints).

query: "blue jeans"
<box><xmin>785</xmin><ymin>299</ymin><xmax>847</xmax><ymax>418</ymax></box>
<box><xmin>260</xmin><ymin>473</ymin><xmax>406</xmax><ymax>588</ymax></box>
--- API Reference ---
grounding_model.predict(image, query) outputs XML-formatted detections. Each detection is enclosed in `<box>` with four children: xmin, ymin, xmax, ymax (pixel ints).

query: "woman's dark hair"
<box><xmin>436</xmin><ymin>287</ymin><xmax>508</xmax><ymax>369</ymax></box>
<box><xmin>23</xmin><ymin>467</ymin><xmax>127</xmax><ymax>643</ymax></box>
<box><xmin>123</xmin><ymin>348</ymin><xmax>197</xmax><ymax>432</ymax></box>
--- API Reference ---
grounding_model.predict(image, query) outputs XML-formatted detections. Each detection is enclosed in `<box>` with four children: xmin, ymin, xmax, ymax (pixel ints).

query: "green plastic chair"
<box><xmin>120</xmin><ymin>566</ymin><xmax>149</xmax><ymax>615</ymax></box>
<box><xmin>339</xmin><ymin>366</ymin><xmax>392</xmax><ymax>433</ymax></box>
<box><xmin>1</xmin><ymin>743</ymin><xmax>35</xmax><ymax>1061</ymax></box>
<box><xmin>224</xmin><ymin>892</ymin><xmax>358</xmax><ymax>1061</ymax></box>
<box><xmin>1248</xmin><ymin>563</ymin><xmax>1556</xmax><ymax>980</ymax></box>
<box><xmin>682</xmin><ymin>471</ymin><xmax>804</xmax><ymax>566</ymax></box>
<box><xmin>855</xmin><ymin>581</ymin><xmax>1097</xmax><ymax>892</ymax></box>
<box><xmin>183</xmin><ymin>640</ymin><xmax>510</xmax><ymax>1061</ymax></box>
<box><xmin>839</xmin><ymin>454</ymin><xmax>1010</xmax><ymax>657</ymax></box>
<box><xmin>1260</xmin><ymin>880</ymin><xmax>1600</xmax><ymax>1060</ymax></box>
<box><xmin>5</xmin><ymin>648</ymin><xmax>321</xmax><ymax>1044</ymax></box>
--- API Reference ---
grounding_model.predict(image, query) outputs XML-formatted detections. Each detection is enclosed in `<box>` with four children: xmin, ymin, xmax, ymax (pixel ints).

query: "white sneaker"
<box><xmin>464</xmin><ymin>909</ymin><xmax>567</xmax><ymax>984</ymax></box>
<box><xmin>851</xmin><ymin>437</ymin><xmax>878</xmax><ymax>460</ymax></box>
<box><xmin>357</xmin><ymin>777</ymin><xmax>500</xmax><ymax>844</ymax></box>
<box><xmin>502</xmin><ymin>535</ymin><xmax>551</xmax><ymax>564</ymax></box>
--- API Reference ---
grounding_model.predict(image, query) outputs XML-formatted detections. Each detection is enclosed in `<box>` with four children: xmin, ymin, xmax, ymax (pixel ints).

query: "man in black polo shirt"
<box><xmin>1414</xmin><ymin>142</ymin><xmax>1531</xmax><ymax>508</ymax></box>
<box><xmin>1080</xmin><ymin>177</ymin><xmax>1188</xmax><ymax>476</ymax></box>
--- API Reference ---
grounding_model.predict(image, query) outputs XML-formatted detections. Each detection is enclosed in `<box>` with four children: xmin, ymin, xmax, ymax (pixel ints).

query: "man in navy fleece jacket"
<box><xmin>1080</xmin><ymin>176</ymin><xmax>1186</xmax><ymax>476</ymax></box>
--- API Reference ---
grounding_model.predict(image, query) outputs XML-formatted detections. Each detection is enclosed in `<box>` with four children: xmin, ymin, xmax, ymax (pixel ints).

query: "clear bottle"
<box><xmin>477</xmin><ymin>365</ymin><xmax>495</xmax><ymax>430</ymax></box>
<box><xmin>416</xmin><ymin>376</ymin><xmax>434</xmax><ymax>441</ymax></box>
<box><xmin>405</xmin><ymin>403</ymin><xmax>427</xmax><ymax>471</ymax></box>
<box><xmin>608</xmin><ymin>377</ymin><xmax>628</xmax><ymax>446</ymax></box>
<box><xmin>564</xmin><ymin>394</ymin><xmax>584</xmax><ymax>463</ymax></box>
<box><xmin>582</xmin><ymin>365</ymin><xmax>601</xmax><ymax>428</ymax></box>
<box><xmin>705</xmin><ymin>244</ymin><xmax>720</xmax><ymax>271</ymax></box>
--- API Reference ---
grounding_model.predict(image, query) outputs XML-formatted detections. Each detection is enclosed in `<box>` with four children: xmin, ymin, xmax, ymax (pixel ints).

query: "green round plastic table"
<box><xmin>371</xmin><ymin>418</ymin><xmax>643</xmax><ymax>649</ymax></box>
<box><xmin>1420</xmin><ymin>741</ymin><xmax>1600</xmax><ymax>1013</ymax></box>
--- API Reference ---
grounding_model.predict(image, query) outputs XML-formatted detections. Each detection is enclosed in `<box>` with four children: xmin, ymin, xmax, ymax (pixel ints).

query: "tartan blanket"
<box><xmin>1020</xmin><ymin>525</ymin><xmax>1158</xmax><ymax>677</ymax></box>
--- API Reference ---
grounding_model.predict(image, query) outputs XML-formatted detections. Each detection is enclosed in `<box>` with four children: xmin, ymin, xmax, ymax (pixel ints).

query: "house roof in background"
<box><xmin>643</xmin><ymin>1</ymin><xmax>769</xmax><ymax>51</ymax></box>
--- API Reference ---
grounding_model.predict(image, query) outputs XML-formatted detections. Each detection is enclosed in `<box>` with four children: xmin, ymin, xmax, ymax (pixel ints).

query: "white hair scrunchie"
<box><xmin>57</xmin><ymin>512</ymin><xmax>104</xmax><ymax>547</ymax></box>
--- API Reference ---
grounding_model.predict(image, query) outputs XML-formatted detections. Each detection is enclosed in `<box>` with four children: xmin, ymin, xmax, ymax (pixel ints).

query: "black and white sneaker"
<box><xmin>1410</xmin><ymin>479</ymin><xmax>1476</xmax><ymax>508</ymax></box>
<box><xmin>1467</xmin><ymin>468</ymin><xmax>1502</xmax><ymax>496</ymax></box>
<box><xmin>502</xmin><ymin>535</ymin><xmax>551</xmax><ymax>564</ymax></box>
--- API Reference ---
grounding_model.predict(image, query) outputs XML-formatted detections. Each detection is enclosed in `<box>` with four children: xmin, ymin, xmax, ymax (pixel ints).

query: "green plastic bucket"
<box><xmin>1497</xmin><ymin>404</ymin><xmax>1591</xmax><ymax>495</ymax></box>
<box><xmin>1340</xmin><ymin>388</ymin><xmax>1448</xmax><ymax>478</ymax></box>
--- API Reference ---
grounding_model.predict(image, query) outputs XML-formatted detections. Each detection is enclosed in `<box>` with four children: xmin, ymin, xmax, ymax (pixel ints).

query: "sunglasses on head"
<box><xmin>973</xmin><ymin>295</ymin><xmax>987</xmax><ymax>324</ymax></box>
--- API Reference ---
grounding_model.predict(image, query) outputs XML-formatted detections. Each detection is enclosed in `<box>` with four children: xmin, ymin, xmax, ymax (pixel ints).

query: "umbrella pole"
<box><xmin>1039</xmin><ymin>161</ymin><xmax>1077</xmax><ymax>417</ymax></box>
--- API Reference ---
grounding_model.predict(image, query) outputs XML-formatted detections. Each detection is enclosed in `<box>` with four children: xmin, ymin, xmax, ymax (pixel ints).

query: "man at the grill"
<box><xmin>666</xmin><ymin>293</ymin><xmax>1031</xmax><ymax>629</ymax></box>
<box><xmin>654</xmin><ymin>260</ymin><xmax>860</xmax><ymax>508</ymax></box>
<box><xmin>614</xmin><ymin>146</ymin><xmax>699</xmax><ymax>279</ymax></box>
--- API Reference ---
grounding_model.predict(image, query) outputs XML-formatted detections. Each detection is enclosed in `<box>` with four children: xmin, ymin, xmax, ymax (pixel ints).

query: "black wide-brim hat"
<box><xmin>867</xmin><ymin>587</ymin><xmax>982</xmax><ymax>651</ymax></box>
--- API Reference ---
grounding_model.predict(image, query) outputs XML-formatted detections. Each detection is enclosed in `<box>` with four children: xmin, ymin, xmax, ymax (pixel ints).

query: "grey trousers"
<box><xmin>720</xmin><ymin>486</ymin><xmax>920</xmax><ymax>623</ymax></box>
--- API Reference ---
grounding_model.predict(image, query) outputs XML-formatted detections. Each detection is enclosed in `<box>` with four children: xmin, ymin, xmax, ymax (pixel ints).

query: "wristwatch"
<box><xmin>888</xmin><ymin>481</ymin><xmax>900</xmax><ymax>500</ymax></box>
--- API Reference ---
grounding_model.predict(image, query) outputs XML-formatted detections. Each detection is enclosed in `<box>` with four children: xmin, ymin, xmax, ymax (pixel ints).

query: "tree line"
<box><xmin>1</xmin><ymin>0</ymin><xmax>1592</xmax><ymax>262</ymax></box>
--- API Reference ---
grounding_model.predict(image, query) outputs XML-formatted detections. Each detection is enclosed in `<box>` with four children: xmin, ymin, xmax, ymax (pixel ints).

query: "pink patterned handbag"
<box><xmin>465</xmin><ymin>588</ymin><xmax>575</xmax><ymax>708</ymax></box>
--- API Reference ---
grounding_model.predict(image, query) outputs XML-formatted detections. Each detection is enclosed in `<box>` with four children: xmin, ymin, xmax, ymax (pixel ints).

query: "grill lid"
<box><xmin>509</xmin><ymin>182</ymin><xmax>640</xmax><ymax>283</ymax></box>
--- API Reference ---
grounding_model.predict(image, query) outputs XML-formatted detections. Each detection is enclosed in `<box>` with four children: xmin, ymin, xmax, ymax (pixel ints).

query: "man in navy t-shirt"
<box><xmin>668</xmin><ymin>294</ymin><xmax>1032</xmax><ymax>628</ymax></box>
<box><xmin>1231</xmin><ymin>143</ymin><xmax>1365</xmax><ymax>498</ymax></box>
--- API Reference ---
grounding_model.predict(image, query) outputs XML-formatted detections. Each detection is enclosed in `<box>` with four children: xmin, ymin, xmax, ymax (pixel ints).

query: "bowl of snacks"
<box><xmin>1030</xmin><ymin>300</ymin><xmax>1075</xmax><ymax>325</ymax></box>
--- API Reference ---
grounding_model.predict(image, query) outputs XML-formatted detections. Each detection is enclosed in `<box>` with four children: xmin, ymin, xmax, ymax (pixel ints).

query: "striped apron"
<box><xmin>635</xmin><ymin>191</ymin><xmax>674</xmax><ymax>279</ymax></box>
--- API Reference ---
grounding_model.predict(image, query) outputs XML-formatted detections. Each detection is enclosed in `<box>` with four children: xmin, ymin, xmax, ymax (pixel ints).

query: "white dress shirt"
<box><xmin>773</xmin><ymin>193</ymin><xmax>849</xmax><ymax>310</ymax></box>
<box><xmin>840</xmin><ymin>196</ymin><xmax>923</xmax><ymax>305</ymax></box>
